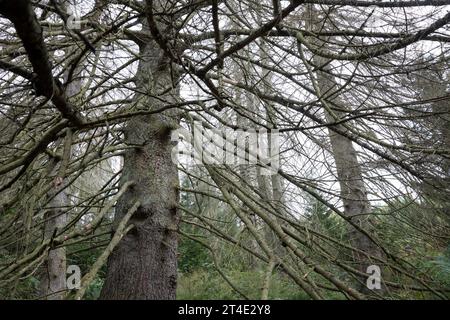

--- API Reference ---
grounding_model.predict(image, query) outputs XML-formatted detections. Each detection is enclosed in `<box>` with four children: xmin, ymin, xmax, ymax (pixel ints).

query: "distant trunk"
<box><xmin>40</xmin><ymin>130</ymin><xmax>72</xmax><ymax>300</ymax></box>
<box><xmin>100</xmin><ymin>17</ymin><xmax>180</xmax><ymax>299</ymax></box>
<box><xmin>40</xmin><ymin>0</ymin><xmax>80</xmax><ymax>296</ymax></box>
<box><xmin>304</xmin><ymin>5</ymin><xmax>386</xmax><ymax>294</ymax></box>
<box><xmin>40</xmin><ymin>174</ymin><xmax>68</xmax><ymax>300</ymax></box>
<box><xmin>324</xmin><ymin>110</ymin><xmax>386</xmax><ymax>293</ymax></box>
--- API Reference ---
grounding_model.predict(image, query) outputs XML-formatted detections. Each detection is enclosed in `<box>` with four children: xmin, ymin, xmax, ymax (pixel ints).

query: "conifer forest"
<box><xmin>0</xmin><ymin>0</ymin><xmax>449</xmax><ymax>301</ymax></box>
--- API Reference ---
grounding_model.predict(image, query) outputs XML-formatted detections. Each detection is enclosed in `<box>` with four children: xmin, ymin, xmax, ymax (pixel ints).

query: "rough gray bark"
<box><xmin>100</xmin><ymin>13</ymin><xmax>180</xmax><ymax>299</ymax></box>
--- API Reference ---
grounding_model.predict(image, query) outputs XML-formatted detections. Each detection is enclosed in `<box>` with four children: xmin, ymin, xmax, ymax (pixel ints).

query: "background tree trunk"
<box><xmin>303</xmin><ymin>5</ymin><xmax>386</xmax><ymax>295</ymax></box>
<box><xmin>40</xmin><ymin>172</ymin><xmax>68</xmax><ymax>300</ymax></box>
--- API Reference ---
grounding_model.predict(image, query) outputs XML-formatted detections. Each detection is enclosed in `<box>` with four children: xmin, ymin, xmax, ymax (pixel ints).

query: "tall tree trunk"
<box><xmin>40</xmin><ymin>129</ymin><xmax>72</xmax><ymax>300</ymax></box>
<box><xmin>100</xmin><ymin>15</ymin><xmax>180</xmax><ymax>299</ymax></box>
<box><xmin>303</xmin><ymin>5</ymin><xmax>386</xmax><ymax>294</ymax></box>
<box><xmin>324</xmin><ymin>109</ymin><xmax>386</xmax><ymax>293</ymax></box>
<box><xmin>40</xmin><ymin>0</ymin><xmax>82</xmax><ymax>297</ymax></box>
<box><xmin>40</xmin><ymin>173</ymin><xmax>68</xmax><ymax>300</ymax></box>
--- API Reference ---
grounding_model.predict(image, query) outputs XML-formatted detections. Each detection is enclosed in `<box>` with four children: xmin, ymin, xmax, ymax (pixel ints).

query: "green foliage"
<box><xmin>0</xmin><ymin>276</ymin><xmax>40</xmax><ymax>299</ymax></box>
<box><xmin>65</xmin><ymin>237</ymin><xmax>109</xmax><ymax>300</ymax></box>
<box><xmin>178</xmin><ymin>231</ymin><xmax>213</xmax><ymax>273</ymax></box>
<box><xmin>0</xmin><ymin>248</ymin><xmax>40</xmax><ymax>299</ymax></box>
<box><xmin>83</xmin><ymin>277</ymin><xmax>104</xmax><ymax>300</ymax></box>
<box><xmin>305</xmin><ymin>194</ymin><xmax>347</xmax><ymax>241</ymax></box>
<box><xmin>177</xmin><ymin>270</ymin><xmax>315</xmax><ymax>300</ymax></box>
<box><xmin>373</xmin><ymin>197</ymin><xmax>450</xmax><ymax>298</ymax></box>
<box><xmin>424</xmin><ymin>245</ymin><xmax>450</xmax><ymax>288</ymax></box>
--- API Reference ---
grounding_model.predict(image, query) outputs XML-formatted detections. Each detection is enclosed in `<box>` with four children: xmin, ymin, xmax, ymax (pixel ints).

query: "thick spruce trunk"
<box><xmin>100</xmin><ymin>25</ymin><xmax>180</xmax><ymax>299</ymax></box>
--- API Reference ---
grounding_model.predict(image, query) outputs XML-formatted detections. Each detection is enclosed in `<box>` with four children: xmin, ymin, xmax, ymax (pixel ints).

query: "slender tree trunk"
<box><xmin>100</xmin><ymin>16</ymin><xmax>180</xmax><ymax>299</ymax></box>
<box><xmin>40</xmin><ymin>174</ymin><xmax>68</xmax><ymax>300</ymax></box>
<box><xmin>324</xmin><ymin>110</ymin><xmax>386</xmax><ymax>293</ymax></box>
<box><xmin>303</xmin><ymin>5</ymin><xmax>386</xmax><ymax>294</ymax></box>
<box><xmin>39</xmin><ymin>0</ymin><xmax>82</xmax><ymax>297</ymax></box>
<box><xmin>40</xmin><ymin>129</ymin><xmax>72</xmax><ymax>300</ymax></box>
